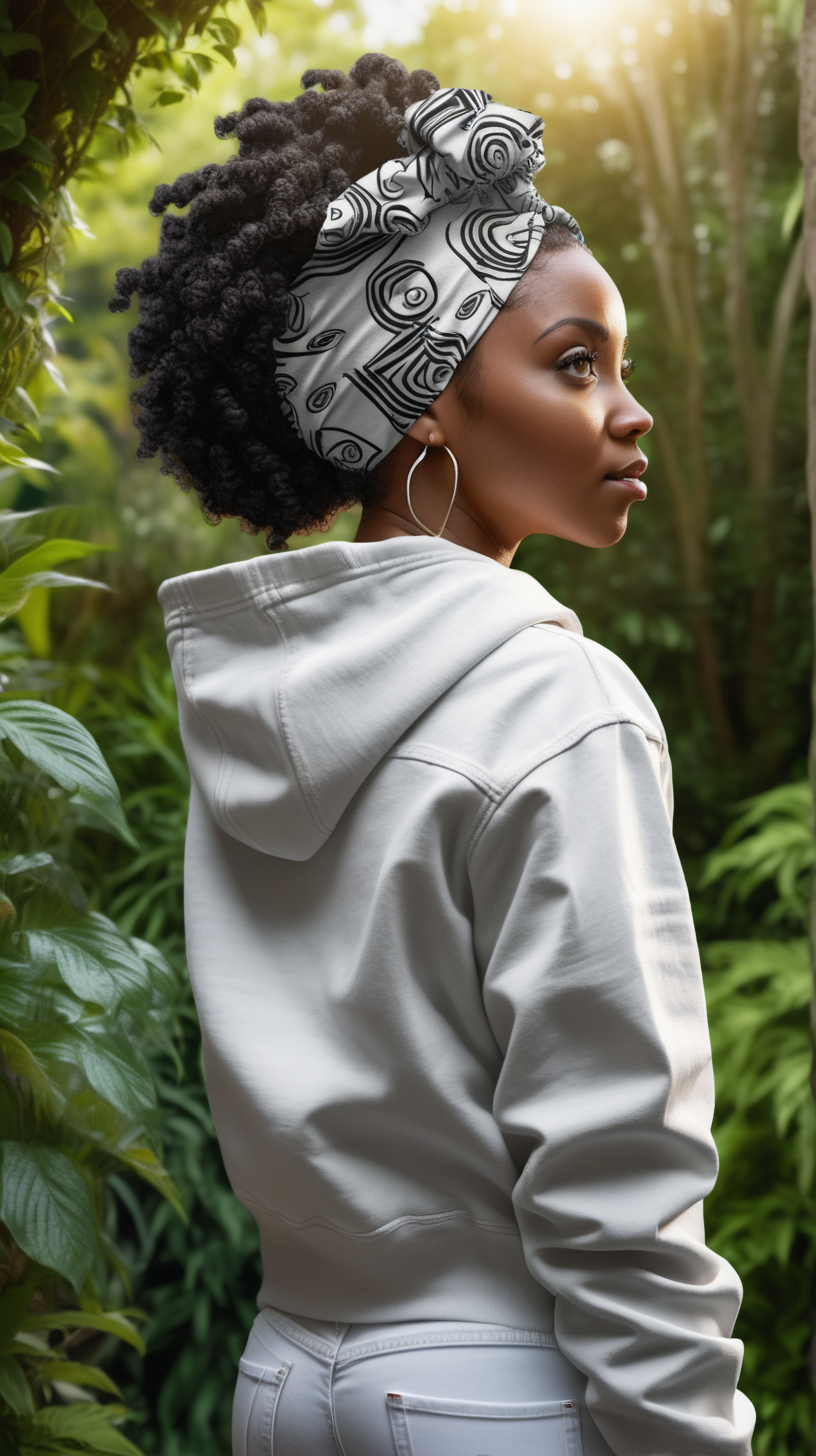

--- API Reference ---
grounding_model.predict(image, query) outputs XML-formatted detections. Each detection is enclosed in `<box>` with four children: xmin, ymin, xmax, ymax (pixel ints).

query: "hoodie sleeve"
<box><xmin>469</xmin><ymin>718</ymin><xmax>754</xmax><ymax>1456</ymax></box>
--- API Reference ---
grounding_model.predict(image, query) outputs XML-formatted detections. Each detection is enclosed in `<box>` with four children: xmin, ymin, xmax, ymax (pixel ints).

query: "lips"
<box><xmin>604</xmin><ymin>458</ymin><xmax>648</xmax><ymax>498</ymax></box>
<box><xmin>605</xmin><ymin>458</ymin><xmax>647</xmax><ymax>481</ymax></box>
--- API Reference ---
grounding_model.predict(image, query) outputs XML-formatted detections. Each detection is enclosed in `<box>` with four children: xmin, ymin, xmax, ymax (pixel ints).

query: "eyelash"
<box><xmin>555</xmin><ymin>349</ymin><xmax>637</xmax><ymax>381</ymax></box>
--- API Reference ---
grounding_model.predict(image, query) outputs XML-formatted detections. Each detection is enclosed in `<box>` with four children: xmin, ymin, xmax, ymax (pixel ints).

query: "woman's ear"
<box><xmin>405</xmin><ymin>407</ymin><xmax>447</xmax><ymax>448</ymax></box>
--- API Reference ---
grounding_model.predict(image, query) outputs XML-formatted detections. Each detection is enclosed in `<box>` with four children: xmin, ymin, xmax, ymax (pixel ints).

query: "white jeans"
<box><xmin>233</xmin><ymin>1307</ymin><xmax>614</xmax><ymax>1456</ymax></box>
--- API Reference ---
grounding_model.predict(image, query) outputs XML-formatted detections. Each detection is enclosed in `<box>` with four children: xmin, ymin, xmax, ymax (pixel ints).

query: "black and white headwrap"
<box><xmin>273</xmin><ymin>86</ymin><xmax>583</xmax><ymax>471</ymax></box>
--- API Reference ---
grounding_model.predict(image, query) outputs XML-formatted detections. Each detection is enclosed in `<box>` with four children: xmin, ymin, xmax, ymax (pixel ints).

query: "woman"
<box><xmin>113</xmin><ymin>55</ymin><xmax>754</xmax><ymax>1456</ymax></box>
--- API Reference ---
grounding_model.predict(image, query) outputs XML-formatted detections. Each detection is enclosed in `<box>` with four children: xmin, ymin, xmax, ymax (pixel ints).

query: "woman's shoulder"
<box><xmin>402</xmin><ymin>621</ymin><xmax>666</xmax><ymax>790</ymax></box>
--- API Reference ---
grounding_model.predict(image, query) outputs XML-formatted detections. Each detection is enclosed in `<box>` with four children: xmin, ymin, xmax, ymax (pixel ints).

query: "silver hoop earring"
<box><xmin>405</xmin><ymin>444</ymin><xmax>459</xmax><ymax>538</ymax></box>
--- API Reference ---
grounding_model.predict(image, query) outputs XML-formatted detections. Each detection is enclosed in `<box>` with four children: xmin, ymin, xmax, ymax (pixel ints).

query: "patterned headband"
<box><xmin>273</xmin><ymin>86</ymin><xmax>583</xmax><ymax>472</ymax></box>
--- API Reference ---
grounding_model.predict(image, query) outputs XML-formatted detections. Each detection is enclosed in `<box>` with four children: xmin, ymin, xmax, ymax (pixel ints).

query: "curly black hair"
<box><xmin>111</xmin><ymin>56</ymin><xmax>583</xmax><ymax>549</ymax></box>
<box><xmin>110</xmin><ymin>54</ymin><xmax>439</xmax><ymax>549</ymax></box>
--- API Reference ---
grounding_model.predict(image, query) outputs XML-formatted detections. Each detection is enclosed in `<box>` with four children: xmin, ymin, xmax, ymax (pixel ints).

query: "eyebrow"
<box><xmin>531</xmin><ymin>316</ymin><xmax>612</xmax><ymax>347</ymax></box>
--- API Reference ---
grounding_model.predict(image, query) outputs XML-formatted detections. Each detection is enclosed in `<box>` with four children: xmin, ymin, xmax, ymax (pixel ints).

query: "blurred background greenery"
<box><xmin>0</xmin><ymin>0</ymin><xmax>813</xmax><ymax>1452</ymax></box>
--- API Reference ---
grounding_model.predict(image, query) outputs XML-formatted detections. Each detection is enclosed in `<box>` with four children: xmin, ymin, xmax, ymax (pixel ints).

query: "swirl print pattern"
<box><xmin>273</xmin><ymin>87</ymin><xmax>583</xmax><ymax>470</ymax></box>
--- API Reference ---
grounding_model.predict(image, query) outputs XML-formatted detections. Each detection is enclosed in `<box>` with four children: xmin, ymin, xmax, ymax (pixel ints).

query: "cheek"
<box><xmin>482</xmin><ymin>372</ymin><xmax>602</xmax><ymax>470</ymax></box>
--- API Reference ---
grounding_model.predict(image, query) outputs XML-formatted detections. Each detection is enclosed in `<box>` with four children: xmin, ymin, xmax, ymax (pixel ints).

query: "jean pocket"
<box><xmin>386</xmin><ymin>1391</ymin><xmax>583</xmax><ymax>1456</ymax></box>
<box><xmin>232</xmin><ymin>1356</ymin><xmax>291</xmax><ymax>1456</ymax></box>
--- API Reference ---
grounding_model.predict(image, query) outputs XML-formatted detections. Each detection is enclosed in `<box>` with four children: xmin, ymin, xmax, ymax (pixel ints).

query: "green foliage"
<box><xmin>0</xmin><ymin>520</ymin><xmax>183</xmax><ymax>1456</ymax></box>
<box><xmin>701</xmin><ymin>782</ymin><xmax>814</xmax><ymax>928</ymax></box>
<box><xmin>0</xmin><ymin>1144</ymin><xmax>97</xmax><ymax>1292</ymax></box>
<box><xmin>701</xmin><ymin>782</ymin><xmax>815</xmax><ymax>1455</ymax></box>
<box><xmin>0</xmin><ymin>0</ymin><xmax>269</xmax><ymax>438</ymax></box>
<box><xmin>69</xmin><ymin>660</ymin><xmax>261</xmax><ymax>1456</ymax></box>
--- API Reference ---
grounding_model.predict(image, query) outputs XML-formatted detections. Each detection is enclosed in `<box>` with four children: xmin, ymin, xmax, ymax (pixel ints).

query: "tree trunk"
<box><xmin>799</xmin><ymin>0</ymin><xmax>816</xmax><ymax>1115</ymax></box>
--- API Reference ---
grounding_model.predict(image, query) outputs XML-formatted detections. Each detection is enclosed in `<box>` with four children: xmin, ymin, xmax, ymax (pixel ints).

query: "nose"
<box><xmin>610</xmin><ymin>390</ymin><xmax>653</xmax><ymax>441</ymax></box>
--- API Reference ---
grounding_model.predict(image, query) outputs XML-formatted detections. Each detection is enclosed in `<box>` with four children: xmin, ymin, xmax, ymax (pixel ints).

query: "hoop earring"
<box><xmin>405</xmin><ymin>444</ymin><xmax>459</xmax><ymax>538</ymax></box>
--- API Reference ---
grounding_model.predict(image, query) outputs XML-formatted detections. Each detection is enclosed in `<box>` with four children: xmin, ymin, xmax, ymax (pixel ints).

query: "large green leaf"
<box><xmin>126</xmin><ymin>0</ymin><xmax>177</xmax><ymax>41</ymax></box>
<box><xmin>39</xmin><ymin>1358</ymin><xmax>121</xmax><ymax>1397</ymax></box>
<box><xmin>116</xmin><ymin>1144</ymin><xmax>186</xmax><ymax>1221</ymax></box>
<box><xmin>76</xmin><ymin>1030</ymin><xmax>155</xmax><ymax>1116</ymax></box>
<box><xmin>0</xmin><ymin>701</ymin><xmax>134</xmax><ymax>845</ymax></box>
<box><xmin>0</xmin><ymin>436</ymin><xmax>56</xmax><ymax>472</ymax></box>
<box><xmin>63</xmin><ymin>0</ymin><xmax>108</xmax><ymax>33</ymax></box>
<box><xmin>21</xmin><ymin>1308</ymin><xmax>145</xmax><ymax>1355</ymax></box>
<box><xmin>0</xmin><ymin>112</ymin><xmax>25</xmax><ymax>152</ymax></box>
<box><xmin>129</xmin><ymin>936</ymin><xmax>176</xmax><ymax>1001</ymax></box>
<box><xmin>22</xmin><ymin>1022</ymin><xmax>154</xmax><ymax>1116</ymax></box>
<box><xmin>0</xmin><ymin>1143</ymin><xmax>96</xmax><ymax>1292</ymax></box>
<box><xmin>0</xmin><ymin>568</ymin><xmax>105</xmax><ymax>619</ymax></box>
<box><xmin>2</xmin><ymin>539</ymin><xmax>108</xmax><ymax>581</ymax></box>
<box><xmin>1</xmin><ymin>81</ymin><xmax>38</xmax><ymax>113</ymax></box>
<box><xmin>0</xmin><ymin>1350</ymin><xmax>34</xmax><ymax>1414</ymax></box>
<box><xmin>0</xmin><ymin>957</ymin><xmax>80</xmax><ymax>1027</ymax></box>
<box><xmin>17</xmin><ymin>1403</ymin><xmax>141</xmax><ymax>1456</ymax></box>
<box><xmin>0</xmin><ymin>1029</ymin><xmax>61</xmax><ymax>1117</ymax></box>
<box><xmin>26</xmin><ymin>914</ymin><xmax>151</xmax><ymax>1011</ymax></box>
<box><xmin>0</xmin><ymin>34</ymin><xmax>42</xmax><ymax>57</ymax></box>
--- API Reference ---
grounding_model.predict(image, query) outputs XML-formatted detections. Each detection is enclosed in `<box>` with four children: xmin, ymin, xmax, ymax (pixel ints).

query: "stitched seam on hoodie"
<box><xmin>177</xmin><ymin>618</ymin><xmax>239</xmax><ymax>843</ymax></box>
<box><xmin>533</xmin><ymin>624</ymin><xmax>667</xmax><ymax>738</ymax></box>
<box><xmin>389</xmin><ymin>744</ymin><xmax>503</xmax><ymax>801</ymax></box>
<box><xmin>466</xmin><ymin>710</ymin><xmax>653</xmax><ymax>859</ymax></box>
<box><xmin>234</xmin><ymin>1191</ymin><xmax>518</xmax><ymax>1240</ymax></box>
<box><xmin>269</xmin><ymin>547</ymin><xmax>479</xmax><ymax>602</ymax></box>
<box><xmin>392</xmin><ymin>710</ymin><xmax>663</xmax><ymax>836</ymax></box>
<box><xmin>251</xmin><ymin>583</ymin><xmax>333</xmax><ymax>838</ymax></box>
<box><xmin>163</xmin><ymin>548</ymin><xmax>511</xmax><ymax>620</ymax></box>
<box><xmin>560</xmin><ymin>629</ymin><xmax>616</xmax><ymax>711</ymax></box>
<box><xmin>175</xmin><ymin>579</ymin><xmax>248</xmax><ymax>845</ymax></box>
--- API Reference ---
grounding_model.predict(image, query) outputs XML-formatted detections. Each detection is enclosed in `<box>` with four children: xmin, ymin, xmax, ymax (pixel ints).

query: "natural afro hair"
<box><xmin>110</xmin><ymin>54</ymin><xmax>439</xmax><ymax>550</ymax></box>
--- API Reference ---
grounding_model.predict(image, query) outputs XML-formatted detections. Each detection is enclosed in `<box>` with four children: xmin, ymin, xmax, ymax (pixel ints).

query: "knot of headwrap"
<box><xmin>274</xmin><ymin>87</ymin><xmax>583</xmax><ymax>471</ymax></box>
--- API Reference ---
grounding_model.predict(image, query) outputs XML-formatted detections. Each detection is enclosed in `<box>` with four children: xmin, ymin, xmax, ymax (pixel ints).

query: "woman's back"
<box><xmin>160</xmin><ymin>537</ymin><xmax>748</xmax><ymax>1453</ymax></box>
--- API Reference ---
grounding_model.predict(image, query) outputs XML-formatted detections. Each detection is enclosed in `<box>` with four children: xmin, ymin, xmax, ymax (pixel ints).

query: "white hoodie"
<box><xmin>160</xmin><ymin>536</ymin><xmax>754</xmax><ymax>1456</ymax></box>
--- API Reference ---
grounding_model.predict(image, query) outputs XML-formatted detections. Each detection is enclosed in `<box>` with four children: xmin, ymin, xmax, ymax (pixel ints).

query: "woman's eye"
<box><xmin>621</xmin><ymin>357</ymin><xmax>636</xmax><ymax>380</ymax></box>
<box><xmin>556</xmin><ymin>349</ymin><xmax>598</xmax><ymax>379</ymax></box>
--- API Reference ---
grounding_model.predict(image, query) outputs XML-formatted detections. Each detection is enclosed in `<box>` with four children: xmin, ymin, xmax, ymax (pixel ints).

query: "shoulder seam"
<box><xmin>466</xmin><ymin>711</ymin><xmax>661</xmax><ymax>861</ymax></box>
<box><xmin>389</xmin><ymin>744</ymin><xmax>503</xmax><ymax>801</ymax></box>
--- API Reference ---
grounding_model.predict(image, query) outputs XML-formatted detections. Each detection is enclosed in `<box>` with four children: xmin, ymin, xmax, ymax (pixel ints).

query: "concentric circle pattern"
<box><xmin>273</xmin><ymin>87</ymin><xmax>583</xmax><ymax>467</ymax></box>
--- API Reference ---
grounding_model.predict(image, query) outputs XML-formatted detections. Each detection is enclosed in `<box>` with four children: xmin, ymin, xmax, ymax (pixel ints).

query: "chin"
<box><xmin>544</xmin><ymin>513</ymin><xmax>631</xmax><ymax>548</ymax></box>
<box><xmin>579</xmin><ymin>519</ymin><xmax>629</xmax><ymax>549</ymax></box>
<box><xmin>604</xmin><ymin>512</ymin><xmax>632</xmax><ymax>546</ymax></box>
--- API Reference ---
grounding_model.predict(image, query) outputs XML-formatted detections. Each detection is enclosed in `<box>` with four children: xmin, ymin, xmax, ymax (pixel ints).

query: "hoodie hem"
<box><xmin>253</xmin><ymin>1208</ymin><xmax>557</xmax><ymax>1331</ymax></box>
<box><xmin>235</xmin><ymin>1190</ymin><xmax>520</xmax><ymax>1241</ymax></box>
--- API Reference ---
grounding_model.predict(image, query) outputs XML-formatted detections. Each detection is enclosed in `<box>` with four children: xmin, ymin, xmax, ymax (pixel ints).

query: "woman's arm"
<box><xmin>470</xmin><ymin>719</ymin><xmax>755</xmax><ymax>1456</ymax></box>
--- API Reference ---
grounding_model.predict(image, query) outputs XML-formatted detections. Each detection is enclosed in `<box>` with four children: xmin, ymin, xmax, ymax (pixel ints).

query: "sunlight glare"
<box><xmin>519</xmin><ymin>0</ymin><xmax>657</xmax><ymax>47</ymax></box>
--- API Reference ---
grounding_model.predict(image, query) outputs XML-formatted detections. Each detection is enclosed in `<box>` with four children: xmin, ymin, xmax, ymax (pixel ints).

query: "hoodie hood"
<box><xmin>159</xmin><ymin>536</ymin><xmax>580</xmax><ymax>862</ymax></box>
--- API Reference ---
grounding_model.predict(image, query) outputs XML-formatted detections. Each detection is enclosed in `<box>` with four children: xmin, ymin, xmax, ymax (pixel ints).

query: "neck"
<box><xmin>354</xmin><ymin>436</ymin><xmax>516</xmax><ymax>568</ymax></box>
